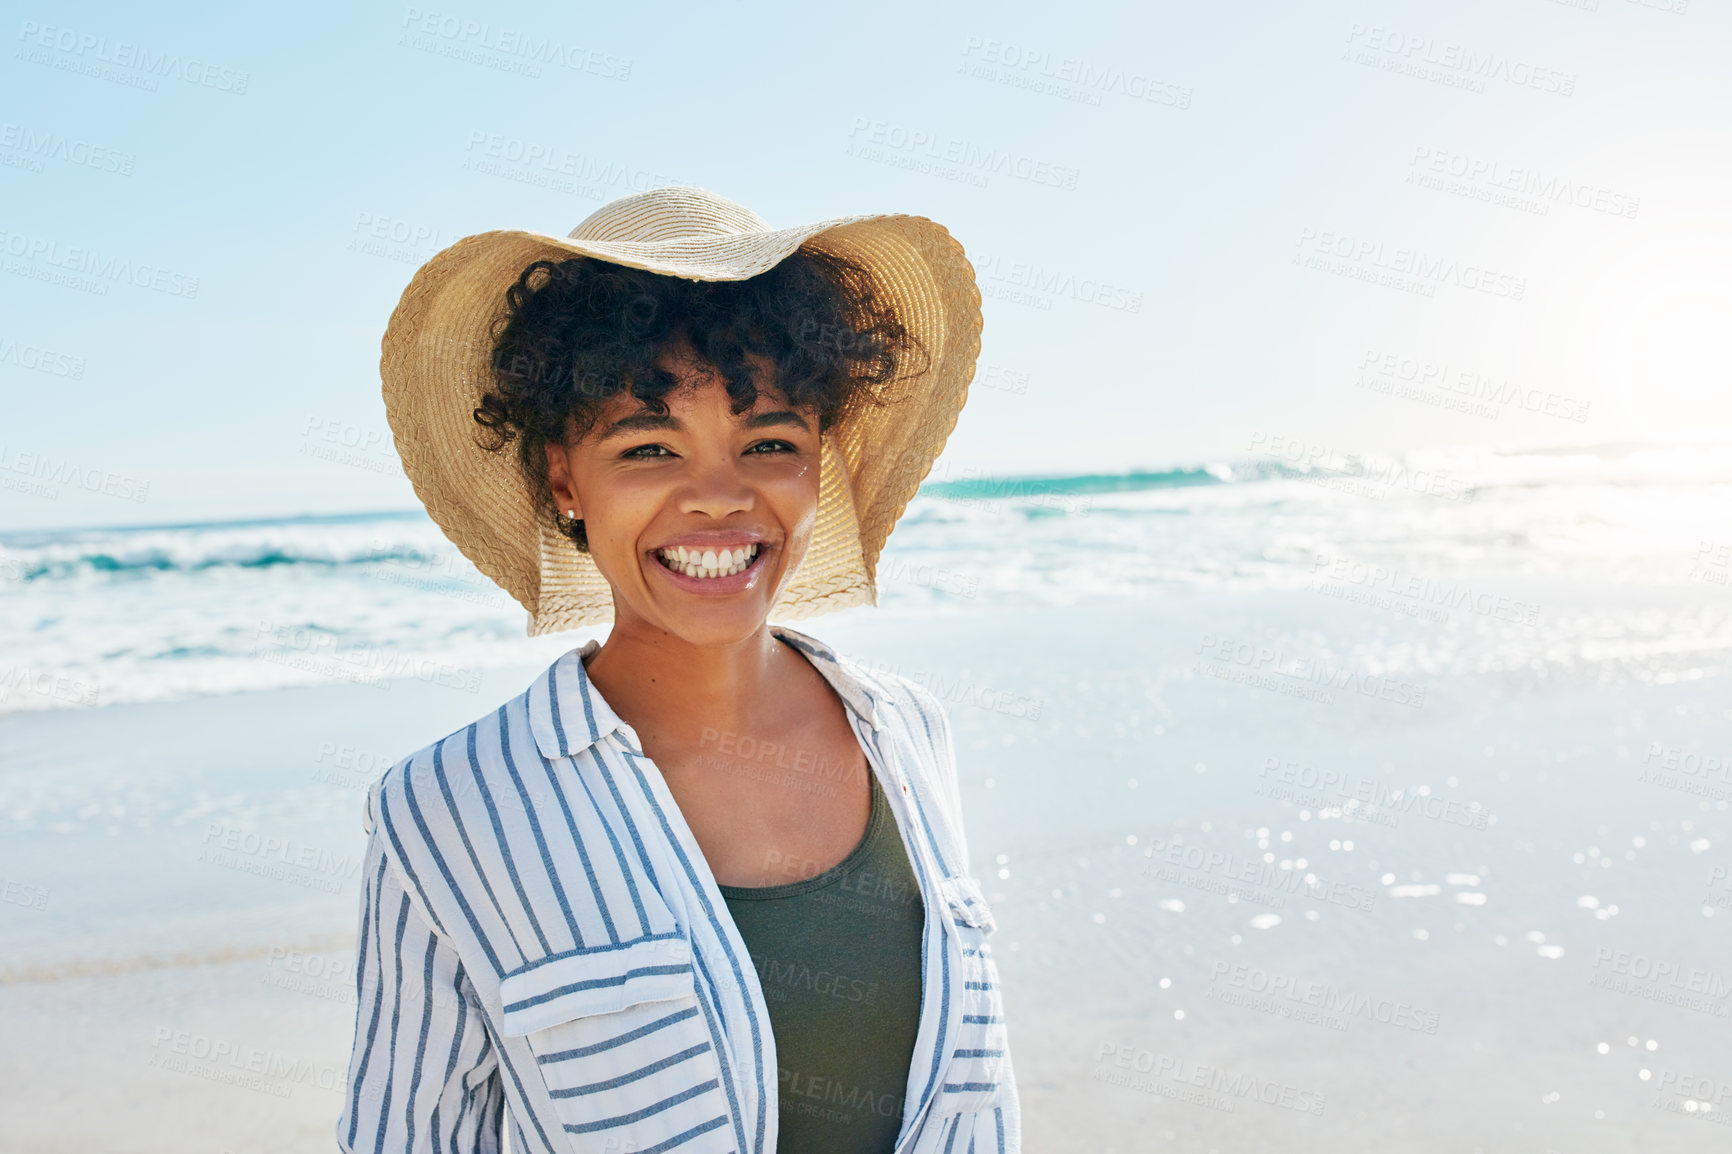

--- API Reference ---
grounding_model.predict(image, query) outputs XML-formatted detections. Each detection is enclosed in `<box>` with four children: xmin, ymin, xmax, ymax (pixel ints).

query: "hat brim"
<box><xmin>380</xmin><ymin>211</ymin><xmax>982</xmax><ymax>635</ymax></box>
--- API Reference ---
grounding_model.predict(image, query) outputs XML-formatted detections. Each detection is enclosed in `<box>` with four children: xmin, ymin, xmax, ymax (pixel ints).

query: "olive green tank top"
<box><xmin>718</xmin><ymin>770</ymin><xmax>926</xmax><ymax>1153</ymax></box>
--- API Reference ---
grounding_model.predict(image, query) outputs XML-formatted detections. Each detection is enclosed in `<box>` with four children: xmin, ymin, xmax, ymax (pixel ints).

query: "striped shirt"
<box><xmin>335</xmin><ymin>623</ymin><xmax>1021</xmax><ymax>1154</ymax></box>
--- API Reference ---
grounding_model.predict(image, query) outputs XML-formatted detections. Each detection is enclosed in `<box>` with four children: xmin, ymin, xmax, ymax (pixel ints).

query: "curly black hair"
<box><xmin>474</xmin><ymin>246</ymin><xmax>928</xmax><ymax>552</ymax></box>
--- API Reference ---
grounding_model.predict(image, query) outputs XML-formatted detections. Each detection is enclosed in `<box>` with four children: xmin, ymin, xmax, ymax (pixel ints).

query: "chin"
<box><xmin>660</xmin><ymin>612</ymin><xmax>773</xmax><ymax>649</ymax></box>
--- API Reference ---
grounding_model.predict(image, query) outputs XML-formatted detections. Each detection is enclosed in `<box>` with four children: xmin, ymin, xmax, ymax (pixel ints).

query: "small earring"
<box><xmin>564</xmin><ymin>510</ymin><xmax>576</xmax><ymax>519</ymax></box>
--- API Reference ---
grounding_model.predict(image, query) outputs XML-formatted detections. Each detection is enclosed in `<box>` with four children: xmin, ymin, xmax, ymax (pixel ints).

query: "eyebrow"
<box><xmin>595</xmin><ymin>409</ymin><xmax>812</xmax><ymax>443</ymax></box>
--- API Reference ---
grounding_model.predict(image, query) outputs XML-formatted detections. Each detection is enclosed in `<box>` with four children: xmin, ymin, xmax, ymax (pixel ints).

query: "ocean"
<box><xmin>4</xmin><ymin>440</ymin><xmax>1729</xmax><ymax>715</ymax></box>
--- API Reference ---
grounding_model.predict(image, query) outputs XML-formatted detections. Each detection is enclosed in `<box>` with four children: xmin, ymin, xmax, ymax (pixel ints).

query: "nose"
<box><xmin>675</xmin><ymin>451</ymin><xmax>756</xmax><ymax>519</ymax></box>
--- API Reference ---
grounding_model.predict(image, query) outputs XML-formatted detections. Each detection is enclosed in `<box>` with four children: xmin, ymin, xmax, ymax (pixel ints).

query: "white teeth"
<box><xmin>657</xmin><ymin>543</ymin><xmax>759</xmax><ymax>579</ymax></box>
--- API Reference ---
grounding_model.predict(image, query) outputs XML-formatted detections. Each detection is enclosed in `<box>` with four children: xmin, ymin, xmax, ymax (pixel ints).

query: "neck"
<box><xmin>581</xmin><ymin>622</ymin><xmax>795</xmax><ymax>752</ymax></box>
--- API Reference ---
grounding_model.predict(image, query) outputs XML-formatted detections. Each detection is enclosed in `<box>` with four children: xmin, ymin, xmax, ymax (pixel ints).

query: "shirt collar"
<box><xmin>770</xmin><ymin>624</ymin><xmax>890</xmax><ymax>734</ymax></box>
<box><xmin>527</xmin><ymin>624</ymin><xmax>889</xmax><ymax>763</ymax></box>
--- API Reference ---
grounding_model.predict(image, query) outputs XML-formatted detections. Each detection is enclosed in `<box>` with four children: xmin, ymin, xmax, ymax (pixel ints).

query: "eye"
<box><xmin>747</xmin><ymin>439</ymin><xmax>796</xmax><ymax>454</ymax></box>
<box><xmin>621</xmin><ymin>443</ymin><xmax>671</xmax><ymax>459</ymax></box>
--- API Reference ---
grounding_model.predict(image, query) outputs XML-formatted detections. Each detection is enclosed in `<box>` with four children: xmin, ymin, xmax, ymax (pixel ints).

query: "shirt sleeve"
<box><xmin>336</xmin><ymin>827</ymin><xmax>505</xmax><ymax>1154</ymax></box>
<box><xmin>903</xmin><ymin>679</ymin><xmax>972</xmax><ymax>873</ymax></box>
<box><xmin>991</xmin><ymin>1041</ymin><xmax>1024</xmax><ymax>1152</ymax></box>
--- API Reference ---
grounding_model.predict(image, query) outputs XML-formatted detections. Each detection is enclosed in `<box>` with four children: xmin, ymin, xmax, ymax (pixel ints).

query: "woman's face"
<box><xmin>545</xmin><ymin>338</ymin><xmax>823</xmax><ymax>647</ymax></box>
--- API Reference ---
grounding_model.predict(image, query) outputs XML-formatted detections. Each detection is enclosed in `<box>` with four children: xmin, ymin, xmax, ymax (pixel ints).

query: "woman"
<box><xmin>337</xmin><ymin>187</ymin><xmax>1019</xmax><ymax>1154</ymax></box>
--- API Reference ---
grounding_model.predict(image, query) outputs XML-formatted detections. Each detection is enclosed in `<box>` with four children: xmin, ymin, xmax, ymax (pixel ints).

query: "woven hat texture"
<box><xmin>379</xmin><ymin>186</ymin><xmax>982</xmax><ymax>635</ymax></box>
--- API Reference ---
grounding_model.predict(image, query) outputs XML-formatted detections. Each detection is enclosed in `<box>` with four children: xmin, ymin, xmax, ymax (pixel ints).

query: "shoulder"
<box><xmin>863</xmin><ymin>663</ymin><xmax>953</xmax><ymax>751</ymax></box>
<box><xmin>820</xmin><ymin>640</ymin><xmax>976</xmax><ymax>871</ymax></box>
<box><xmin>362</xmin><ymin>674</ymin><xmax>542</xmax><ymax>852</ymax></box>
<box><xmin>784</xmin><ymin>627</ymin><xmax>953</xmax><ymax>749</ymax></box>
<box><xmin>822</xmin><ymin>642</ymin><xmax>959</xmax><ymax>785</ymax></box>
<box><xmin>359</xmin><ymin>668</ymin><xmax>573</xmax><ymax>943</ymax></box>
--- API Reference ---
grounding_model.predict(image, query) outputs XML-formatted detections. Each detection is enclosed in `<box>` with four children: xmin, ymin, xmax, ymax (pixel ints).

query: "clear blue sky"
<box><xmin>3</xmin><ymin>0</ymin><xmax>1728</xmax><ymax>530</ymax></box>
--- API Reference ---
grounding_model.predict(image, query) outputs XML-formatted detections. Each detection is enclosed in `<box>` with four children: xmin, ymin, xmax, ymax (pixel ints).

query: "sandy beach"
<box><xmin>4</xmin><ymin>588</ymin><xmax>1729</xmax><ymax>1153</ymax></box>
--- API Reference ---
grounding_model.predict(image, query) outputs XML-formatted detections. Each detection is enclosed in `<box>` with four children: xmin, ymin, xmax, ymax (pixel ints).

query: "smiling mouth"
<box><xmin>654</xmin><ymin>543</ymin><xmax>762</xmax><ymax>580</ymax></box>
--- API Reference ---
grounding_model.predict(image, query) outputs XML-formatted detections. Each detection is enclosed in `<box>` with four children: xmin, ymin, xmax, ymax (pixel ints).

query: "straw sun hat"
<box><xmin>379</xmin><ymin>186</ymin><xmax>983</xmax><ymax>636</ymax></box>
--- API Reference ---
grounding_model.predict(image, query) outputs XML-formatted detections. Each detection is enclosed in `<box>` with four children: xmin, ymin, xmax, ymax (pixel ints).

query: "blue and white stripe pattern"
<box><xmin>336</xmin><ymin>623</ymin><xmax>1021</xmax><ymax>1153</ymax></box>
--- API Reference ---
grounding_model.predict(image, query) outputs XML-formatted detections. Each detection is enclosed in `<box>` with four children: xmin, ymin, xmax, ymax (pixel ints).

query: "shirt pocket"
<box><xmin>497</xmin><ymin>932</ymin><xmax>741</xmax><ymax>1154</ymax></box>
<box><xmin>931</xmin><ymin>874</ymin><xmax>1009</xmax><ymax>1120</ymax></box>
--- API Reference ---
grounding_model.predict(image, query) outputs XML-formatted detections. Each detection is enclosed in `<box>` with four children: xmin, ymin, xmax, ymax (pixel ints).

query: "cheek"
<box><xmin>575</xmin><ymin>472</ymin><xmax>662</xmax><ymax>556</ymax></box>
<box><xmin>765</xmin><ymin>469</ymin><xmax>821</xmax><ymax>543</ymax></box>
